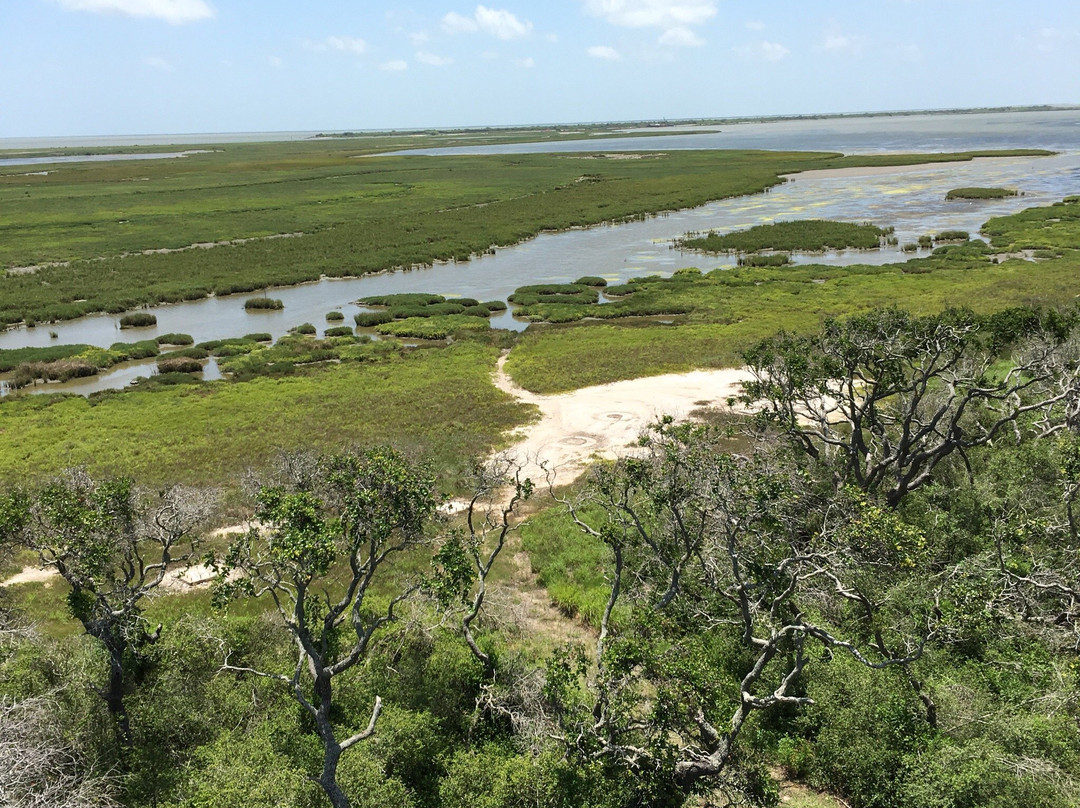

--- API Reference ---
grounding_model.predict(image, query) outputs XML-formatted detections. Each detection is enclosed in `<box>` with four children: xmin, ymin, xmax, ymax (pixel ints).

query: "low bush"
<box><xmin>738</xmin><ymin>253</ymin><xmax>791</xmax><ymax>267</ymax></box>
<box><xmin>118</xmin><ymin>312</ymin><xmax>157</xmax><ymax>328</ymax></box>
<box><xmin>355</xmin><ymin>311</ymin><xmax>394</xmax><ymax>327</ymax></box>
<box><xmin>946</xmin><ymin>187</ymin><xmax>1018</xmax><ymax>200</ymax></box>
<box><xmin>244</xmin><ymin>297</ymin><xmax>284</xmax><ymax>310</ymax></box>
<box><xmin>324</xmin><ymin>326</ymin><xmax>355</xmax><ymax>337</ymax></box>
<box><xmin>291</xmin><ymin>323</ymin><xmax>317</xmax><ymax>335</ymax></box>
<box><xmin>575</xmin><ymin>276</ymin><xmax>608</xmax><ymax>286</ymax></box>
<box><xmin>325</xmin><ymin>311</ymin><xmax>345</xmax><ymax>321</ymax></box>
<box><xmin>359</xmin><ymin>293</ymin><xmax>445</xmax><ymax>307</ymax></box>
<box><xmin>677</xmin><ymin>219</ymin><xmax>886</xmax><ymax>253</ymax></box>
<box><xmin>155</xmin><ymin>333</ymin><xmax>194</xmax><ymax>346</ymax></box>
<box><xmin>936</xmin><ymin>230</ymin><xmax>970</xmax><ymax>242</ymax></box>
<box><xmin>243</xmin><ymin>332</ymin><xmax>272</xmax><ymax>342</ymax></box>
<box><xmin>156</xmin><ymin>356</ymin><xmax>204</xmax><ymax>374</ymax></box>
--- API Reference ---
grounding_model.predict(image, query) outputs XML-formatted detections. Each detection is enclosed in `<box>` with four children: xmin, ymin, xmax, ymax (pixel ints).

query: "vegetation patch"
<box><xmin>154</xmin><ymin>332</ymin><xmax>194</xmax><ymax>346</ymax></box>
<box><xmin>946</xmin><ymin>186</ymin><xmax>1019</xmax><ymax>200</ymax></box>
<box><xmin>374</xmin><ymin>314</ymin><xmax>490</xmax><ymax>340</ymax></box>
<box><xmin>118</xmin><ymin>312</ymin><xmax>157</xmax><ymax>328</ymax></box>
<box><xmin>156</xmin><ymin>356</ymin><xmax>204</xmax><ymax>374</ymax></box>
<box><xmin>676</xmin><ymin>219</ymin><xmax>889</xmax><ymax>253</ymax></box>
<box><xmin>244</xmin><ymin>297</ymin><xmax>284</xmax><ymax>311</ymax></box>
<box><xmin>325</xmin><ymin>310</ymin><xmax>345</xmax><ymax>321</ymax></box>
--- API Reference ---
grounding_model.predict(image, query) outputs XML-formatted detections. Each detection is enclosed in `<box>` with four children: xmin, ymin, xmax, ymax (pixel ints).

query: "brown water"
<box><xmin>4</xmin><ymin>150</ymin><xmax>1079</xmax><ymax>396</ymax></box>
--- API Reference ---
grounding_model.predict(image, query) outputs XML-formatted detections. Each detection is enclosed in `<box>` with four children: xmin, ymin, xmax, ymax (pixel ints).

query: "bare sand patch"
<box><xmin>493</xmin><ymin>355</ymin><xmax>752</xmax><ymax>487</ymax></box>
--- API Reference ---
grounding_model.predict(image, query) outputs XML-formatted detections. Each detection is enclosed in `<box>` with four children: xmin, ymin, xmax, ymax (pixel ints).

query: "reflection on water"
<box><xmin>3</xmin><ymin>150</ymin><xmax>1079</xmax><ymax>395</ymax></box>
<box><xmin>0</xmin><ymin>150</ymin><xmax>211</xmax><ymax>168</ymax></box>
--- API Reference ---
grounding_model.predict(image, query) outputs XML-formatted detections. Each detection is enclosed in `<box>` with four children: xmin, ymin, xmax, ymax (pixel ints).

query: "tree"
<box><xmin>741</xmin><ymin>307</ymin><xmax>1080</xmax><ymax>507</ymax></box>
<box><xmin>543</xmin><ymin>420</ymin><xmax>931</xmax><ymax>801</ymax></box>
<box><xmin>0</xmin><ymin>695</ymin><xmax>121</xmax><ymax>808</ymax></box>
<box><xmin>214</xmin><ymin>448</ymin><xmax>439</xmax><ymax>808</ymax></box>
<box><xmin>0</xmin><ymin>470</ymin><xmax>216</xmax><ymax>747</ymax></box>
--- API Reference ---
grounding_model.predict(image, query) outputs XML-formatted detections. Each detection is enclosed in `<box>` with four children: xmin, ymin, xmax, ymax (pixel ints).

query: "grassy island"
<box><xmin>676</xmin><ymin>219</ymin><xmax>888</xmax><ymax>253</ymax></box>
<box><xmin>946</xmin><ymin>186</ymin><xmax>1019</xmax><ymax>200</ymax></box>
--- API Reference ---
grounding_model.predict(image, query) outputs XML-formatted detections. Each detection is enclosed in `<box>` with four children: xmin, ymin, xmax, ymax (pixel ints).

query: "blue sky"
<box><xmin>3</xmin><ymin>0</ymin><xmax>1079</xmax><ymax>137</ymax></box>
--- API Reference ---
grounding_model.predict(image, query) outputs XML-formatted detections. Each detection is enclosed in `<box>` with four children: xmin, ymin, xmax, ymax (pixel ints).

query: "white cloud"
<box><xmin>323</xmin><ymin>36</ymin><xmax>367</xmax><ymax>55</ymax></box>
<box><xmin>58</xmin><ymin>0</ymin><xmax>214</xmax><ymax>24</ymax></box>
<box><xmin>823</xmin><ymin>33</ymin><xmax>864</xmax><ymax>54</ymax></box>
<box><xmin>143</xmin><ymin>55</ymin><xmax>175</xmax><ymax>71</ymax></box>
<box><xmin>409</xmin><ymin>31</ymin><xmax>430</xmax><ymax>46</ymax></box>
<box><xmin>745</xmin><ymin>20</ymin><xmax>765</xmax><ymax>31</ymax></box>
<box><xmin>443</xmin><ymin>5</ymin><xmax>532</xmax><ymax>39</ymax></box>
<box><xmin>269</xmin><ymin>56</ymin><xmax>283</xmax><ymax>68</ymax></box>
<box><xmin>587</xmin><ymin>45</ymin><xmax>621</xmax><ymax>60</ymax></box>
<box><xmin>442</xmin><ymin>11</ymin><xmax>477</xmax><ymax>33</ymax></box>
<box><xmin>514</xmin><ymin>56</ymin><xmax>535</xmax><ymax>67</ymax></box>
<box><xmin>379</xmin><ymin>59</ymin><xmax>408</xmax><ymax>71</ymax></box>
<box><xmin>659</xmin><ymin>26</ymin><xmax>702</xmax><ymax>47</ymax></box>
<box><xmin>736</xmin><ymin>40</ymin><xmax>789</xmax><ymax>61</ymax></box>
<box><xmin>584</xmin><ymin>0</ymin><xmax>716</xmax><ymax>29</ymax></box>
<box><xmin>416</xmin><ymin>51</ymin><xmax>454</xmax><ymax>66</ymax></box>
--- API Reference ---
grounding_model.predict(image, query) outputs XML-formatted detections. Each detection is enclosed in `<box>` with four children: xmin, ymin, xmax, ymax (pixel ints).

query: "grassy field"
<box><xmin>0</xmin><ymin>140</ymin><xmax>1048</xmax><ymax>326</ymax></box>
<box><xmin>0</xmin><ymin>341</ymin><xmax>534</xmax><ymax>501</ymax></box>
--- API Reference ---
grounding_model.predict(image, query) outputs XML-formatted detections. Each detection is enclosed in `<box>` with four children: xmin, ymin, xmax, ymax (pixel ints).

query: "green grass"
<box><xmin>677</xmin><ymin>219</ymin><xmax>887</xmax><ymax>253</ymax></box>
<box><xmin>946</xmin><ymin>187</ymin><xmax>1019</xmax><ymax>200</ymax></box>
<box><xmin>0</xmin><ymin>143</ymin><xmax>1047</xmax><ymax>326</ymax></box>
<box><xmin>0</xmin><ymin>342</ymin><xmax>536</xmax><ymax>499</ymax></box>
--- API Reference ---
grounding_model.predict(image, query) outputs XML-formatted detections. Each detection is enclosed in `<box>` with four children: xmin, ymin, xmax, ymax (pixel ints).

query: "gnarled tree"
<box><xmin>544</xmin><ymin>421</ymin><xmax>933</xmax><ymax>801</ymax></box>
<box><xmin>0</xmin><ymin>471</ymin><xmax>216</xmax><ymax>747</ymax></box>
<box><xmin>214</xmin><ymin>448</ymin><xmax>439</xmax><ymax>808</ymax></box>
<box><xmin>742</xmin><ymin>307</ymin><xmax>1080</xmax><ymax>507</ymax></box>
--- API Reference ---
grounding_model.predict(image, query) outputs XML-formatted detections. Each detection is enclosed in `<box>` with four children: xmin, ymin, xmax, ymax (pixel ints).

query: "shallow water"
<box><xmin>3</xmin><ymin>131</ymin><xmax>1080</xmax><ymax>395</ymax></box>
<box><xmin>0</xmin><ymin>150</ymin><xmax>209</xmax><ymax>168</ymax></box>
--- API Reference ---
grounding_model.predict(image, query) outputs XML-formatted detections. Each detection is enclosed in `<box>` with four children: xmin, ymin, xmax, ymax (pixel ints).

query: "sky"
<box><xmin>2</xmin><ymin>0</ymin><xmax>1079</xmax><ymax>138</ymax></box>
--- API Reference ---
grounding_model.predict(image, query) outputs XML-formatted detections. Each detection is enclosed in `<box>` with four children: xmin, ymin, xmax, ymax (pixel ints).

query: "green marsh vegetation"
<box><xmin>676</xmin><ymin>219</ymin><xmax>890</xmax><ymax>253</ymax></box>
<box><xmin>946</xmin><ymin>186</ymin><xmax>1019</xmax><ymax>200</ymax></box>
<box><xmin>243</xmin><ymin>297</ymin><xmax>284</xmax><ymax>311</ymax></box>
<box><xmin>0</xmin><ymin>141</ymin><xmax>1046</xmax><ymax>327</ymax></box>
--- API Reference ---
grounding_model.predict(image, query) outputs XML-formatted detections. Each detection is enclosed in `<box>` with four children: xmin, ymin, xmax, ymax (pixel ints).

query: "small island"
<box><xmin>946</xmin><ymin>186</ymin><xmax>1019</xmax><ymax>200</ymax></box>
<box><xmin>675</xmin><ymin>219</ymin><xmax>890</xmax><ymax>253</ymax></box>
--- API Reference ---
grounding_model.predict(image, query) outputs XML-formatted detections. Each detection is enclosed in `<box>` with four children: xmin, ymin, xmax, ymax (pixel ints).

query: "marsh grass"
<box><xmin>0</xmin><ymin>144</ymin><xmax>1044</xmax><ymax>326</ymax></box>
<box><xmin>677</xmin><ymin>219</ymin><xmax>887</xmax><ymax>253</ymax></box>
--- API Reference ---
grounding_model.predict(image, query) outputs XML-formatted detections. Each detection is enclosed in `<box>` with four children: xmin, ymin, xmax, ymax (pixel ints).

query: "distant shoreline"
<box><xmin>3</xmin><ymin>104</ymin><xmax>1078</xmax><ymax>152</ymax></box>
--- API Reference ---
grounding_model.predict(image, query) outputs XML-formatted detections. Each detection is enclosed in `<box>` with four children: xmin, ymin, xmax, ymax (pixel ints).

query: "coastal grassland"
<box><xmin>676</xmin><ymin>219</ymin><xmax>888</xmax><ymax>253</ymax></box>
<box><xmin>0</xmin><ymin>342</ymin><xmax>534</xmax><ymax>496</ymax></box>
<box><xmin>505</xmin><ymin>202</ymin><xmax>1080</xmax><ymax>392</ymax></box>
<box><xmin>982</xmin><ymin>195</ymin><xmax>1080</xmax><ymax>250</ymax></box>
<box><xmin>0</xmin><ymin>143</ymin><xmax>1048</xmax><ymax>326</ymax></box>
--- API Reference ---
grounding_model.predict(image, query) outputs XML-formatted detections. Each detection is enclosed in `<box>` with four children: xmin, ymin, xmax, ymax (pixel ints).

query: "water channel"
<box><xmin>4</xmin><ymin>131</ymin><xmax>1080</xmax><ymax>396</ymax></box>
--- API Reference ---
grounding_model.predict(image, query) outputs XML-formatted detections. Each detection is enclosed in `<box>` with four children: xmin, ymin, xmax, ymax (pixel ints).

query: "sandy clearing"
<box><xmin>1</xmin><ymin>566</ymin><xmax>57</xmax><ymax>586</ymax></box>
<box><xmin>493</xmin><ymin>355</ymin><xmax>753</xmax><ymax>487</ymax></box>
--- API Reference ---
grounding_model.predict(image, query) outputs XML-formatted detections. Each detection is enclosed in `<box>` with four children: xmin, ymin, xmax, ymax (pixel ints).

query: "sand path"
<box><xmin>492</xmin><ymin>354</ymin><xmax>752</xmax><ymax>487</ymax></box>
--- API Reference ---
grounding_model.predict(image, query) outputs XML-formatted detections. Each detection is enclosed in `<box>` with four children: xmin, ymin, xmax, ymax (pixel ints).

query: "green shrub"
<box><xmin>738</xmin><ymin>253</ymin><xmax>791</xmax><ymax>267</ymax></box>
<box><xmin>359</xmin><ymin>293</ymin><xmax>445</xmax><ymax>307</ymax></box>
<box><xmin>325</xmin><ymin>310</ymin><xmax>345</xmax><ymax>321</ymax></box>
<box><xmin>156</xmin><ymin>356</ymin><xmax>204</xmax><ymax>373</ymax></box>
<box><xmin>118</xmin><ymin>312</ymin><xmax>157</xmax><ymax>328</ymax></box>
<box><xmin>678</xmin><ymin>219</ymin><xmax>886</xmax><ymax>253</ymax></box>
<box><xmin>324</xmin><ymin>326</ymin><xmax>355</xmax><ymax>337</ymax></box>
<box><xmin>574</xmin><ymin>276</ymin><xmax>608</xmax><ymax>286</ymax></box>
<box><xmin>244</xmin><ymin>297</ymin><xmax>284</xmax><ymax>310</ymax></box>
<box><xmin>355</xmin><ymin>311</ymin><xmax>394</xmax><ymax>327</ymax></box>
<box><xmin>290</xmin><ymin>323</ymin><xmax>317</xmax><ymax>335</ymax></box>
<box><xmin>481</xmin><ymin>300</ymin><xmax>508</xmax><ymax>311</ymax></box>
<box><xmin>946</xmin><ymin>187</ymin><xmax>1018</xmax><ymax>200</ymax></box>
<box><xmin>936</xmin><ymin>230</ymin><xmax>970</xmax><ymax>242</ymax></box>
<box><xmin>155</xmin><ymin>333</ymin><xmax>194</xmax><ymax>346</ymax></box>
<box><xmin>243</xmin><ymin>332</ymin><xmax>272</xmax><ymax>342</ymax></box>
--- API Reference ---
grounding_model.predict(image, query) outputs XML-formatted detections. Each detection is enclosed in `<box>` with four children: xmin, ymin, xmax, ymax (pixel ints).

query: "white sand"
<box><xmin>493</xmin><ymin>355</ymin><xmax>752</xmax><ymax>487</ymax></box>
